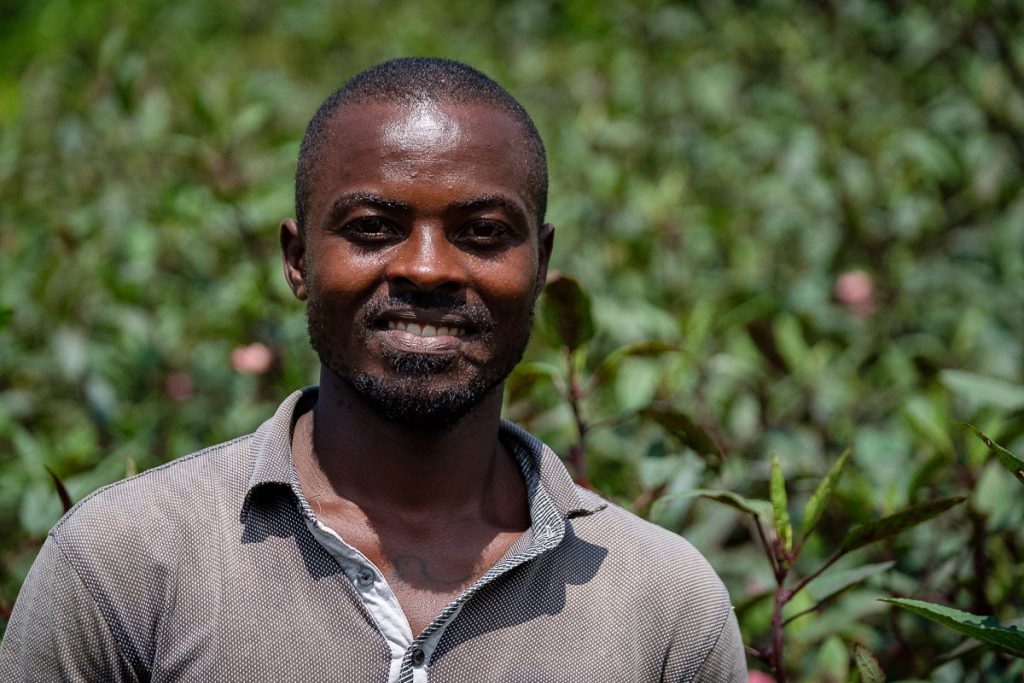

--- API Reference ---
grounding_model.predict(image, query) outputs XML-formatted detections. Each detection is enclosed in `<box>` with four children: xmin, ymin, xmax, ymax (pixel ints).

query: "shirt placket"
<box><xmin>303</xmin><ymin>517</ymin><xmax>413</xmax><ymax>681</ymax></box>
<box><xmin>394</xmin><ymin>520</ymin><xmax>561</xmax><ymax>683</ymax></box>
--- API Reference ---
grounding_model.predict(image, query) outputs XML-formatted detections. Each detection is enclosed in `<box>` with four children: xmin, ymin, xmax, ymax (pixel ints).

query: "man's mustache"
<box><xmin>360</xmin><ymin>291</ymin><xmax>496</xmax><ymax>333</ymax></box>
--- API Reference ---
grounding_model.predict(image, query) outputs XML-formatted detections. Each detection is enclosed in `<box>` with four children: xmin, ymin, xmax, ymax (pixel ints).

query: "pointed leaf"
<box><xmin>506</xmin><ymin>362</ymin><xmax>565</xmax><ymax>403</ymax></box>
<box><xmin>841</xmin><ymin>496</ymin><xmax>965</xmax><ymax>553</ymax></box>
<box><xmin>852</xmin><ymin>643</ymin><xmax>885</xmax><ymax>683</ymax></box>
<box><xmin>590</xmin><ymin>341</ymin><xmax>679</xmax><ymax>388</ymax></box>
<box><xmin>770</xmin><ymin>454</ymin><xmax>792</xmax><ymax>553</ymax></box>
<box><xmin>797</xmin><ymin>561</ymin><xmax>896</xmax><ymax>604</ymax></box>
<box><xmin>962</xmin><ymin>423</ymin><xmax>1024</xmax><ymax>486</ymax></box>
<box><xmin>941</xmin><ymin>370</ymin><xmax>1024</xmax><ymax>411</ymax></box>
<box><xmin>541</xmin><ymin>274</ymin><xmax>594</xmax><ymax>352</ymax></box>
<box><xmin>800</xmin><ymin>447</ymin><xmax>851</xmax><ymax>540</ymax></box>
<box><xmin>511</xmin><ymin>361</ymin><xmax>565</xmax><ymax>389</ymax></box>
<box><xmin>45</xmin><ymin>465</ymin><xmax>74</xmax><ymax>514</ymax></box>
<box><xmin>638</xmin><ymin>405</ymin><xmax>719</xmax><ymax>457</ymax></box>
<box><xmin>675</xmin><ymin>489</ymin><xmax>772</xmax><ymax>522</ymax></box>
<box><xmin>882</xmin><ymin>598</ymin><xmax>1024</xmax><ymax>658</ymax></box>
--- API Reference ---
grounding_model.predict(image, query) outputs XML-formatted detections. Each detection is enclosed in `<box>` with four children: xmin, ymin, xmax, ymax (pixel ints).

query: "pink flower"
<box><xmin>231</xmin><ymin>343</ymin><xmax>274</xmax><ymax>375</ymax></box>
<box><xmin>748</xmin><ymin>671</ymin><xmax>774</xmax><ymax>683</ymax></box>
<box><xmin>835</xmin><ymin>269</ymin><xmax>875</xmax><ymax>317</ymax></box>
<box><xmin>165</xmin><ymin>372</ymin><xmax>195</xmax><ymax>402</ymax></box>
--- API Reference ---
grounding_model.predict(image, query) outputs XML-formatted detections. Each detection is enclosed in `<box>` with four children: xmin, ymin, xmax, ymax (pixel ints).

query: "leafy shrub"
<box><xmin>3</xmin><ymin>1</ymin><xmax>1024</xmax><ymax>678</ymax></box>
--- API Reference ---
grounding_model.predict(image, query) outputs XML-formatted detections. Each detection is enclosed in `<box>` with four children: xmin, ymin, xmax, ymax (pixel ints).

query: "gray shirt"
<box><xmin>1</xmin><ymin>388</ymin><xmax>746</xmax><ymax>682</ymax></box>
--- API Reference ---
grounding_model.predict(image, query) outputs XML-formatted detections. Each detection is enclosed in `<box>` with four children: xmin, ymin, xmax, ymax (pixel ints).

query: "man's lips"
<box><xmin>373</xmin><ymin>312</ymin><xmax>480</xmax><ymax>353</ymax></box>
<box><xmin>379</xmin><ymin>326</ymin><xmax>464</xmax><ymax>353</ymax></box>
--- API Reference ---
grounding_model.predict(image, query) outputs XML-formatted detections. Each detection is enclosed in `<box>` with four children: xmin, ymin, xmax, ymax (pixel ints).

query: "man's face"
<box><xmin>284</xmin><ymin>100</ymin><xmax>553</xmax><ymax>428</ymax></box>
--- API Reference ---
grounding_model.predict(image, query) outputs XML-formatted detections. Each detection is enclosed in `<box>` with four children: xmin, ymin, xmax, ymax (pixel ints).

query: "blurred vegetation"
<box><xmin>2</xmin><ymin>0</ymin><xmax>1024</xmax><ymax>679</ymax></box>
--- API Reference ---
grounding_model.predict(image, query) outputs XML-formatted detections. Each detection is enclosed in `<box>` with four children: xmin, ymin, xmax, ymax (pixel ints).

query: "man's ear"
<box><xmin>536</xmin><ymin>223</ymin><xmax>555</xmax><ymax>293</ymax></box>
<box><xmin>280</xmin><ymin>218</ymin><xmax>308</xmax><ymax>301</ymax></box>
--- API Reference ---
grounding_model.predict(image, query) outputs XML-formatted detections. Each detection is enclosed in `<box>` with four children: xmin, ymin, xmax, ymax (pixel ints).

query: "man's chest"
<box><xmin>316</xmin><ymin>510</ymin><xmax>524</xmax><ymax>636</ymax></box>
<box><xmin>149</xmin><ymin>544</ymin><xmax>663</xmax><ymax>683</ymax></box>
<box><xmin>124</xmin><ymin>506</ymin><xmax>683</xmax><ymax>683</ymax></box>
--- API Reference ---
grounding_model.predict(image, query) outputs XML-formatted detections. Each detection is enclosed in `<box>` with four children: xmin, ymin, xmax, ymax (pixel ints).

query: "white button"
<box><xmin>355</xmin><ymin>568</ymin><xmax>374</xmax><ymax>586</ymax></box>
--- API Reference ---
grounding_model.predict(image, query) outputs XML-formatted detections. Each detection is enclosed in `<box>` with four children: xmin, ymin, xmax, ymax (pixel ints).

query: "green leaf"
<box><xmin>677</xmin><ymin>489</ymin><xmax>773</xmax><ymax>522</ymax></box>
<box><xmin>506</xmin><ymin>361</ymin><xmax>565</xmax><ymax>402</ymax></box>
<box><xmin>773</xmin><ymin>313</ymin><xmax>808</xmax><ymax>371</ymax></box>
<box><xmin>941</xmin><ymin>370</ymin><xmax>1024</xmax><ymax>411</ymax></box>
<box><xmin>901</xmin><ymin>395</ymin><xmax>953</xmax><ymax>454</ymax></box>
<box><xmin>852</xmin><ymin>643</ymin><xmax>885</xmax><ymax>683</ymax></box>
<box><xmin>541</xmin><ymin>274</ymin><xmax>595</xmax><ymax>352</ymax></box>
<box><xmin>799</xmin><ymin>561</ymin><xmax>896</xmax><ymax>604</ymax></box>
<box><xmin>590</xmin><ymin>341</ymin><xmax>679</xmax><ymax>388</ymax></box>
<box><xmin>819</xmin><ymin>635</ymin><xmax>849</xmax><ymax>681</ymax></box>
<box><xmin>509</xmin><ymin>361</ymin><xmax>564</xmax><ymax>390</ymax></box>
<box><xmin>882</xmin><ymin>598</ymin><xmax>1024</xmax><ymax>658</ymax></box>
<box><xmin>613</xmin><ymin>359</ymin><xmax>661</xmax><ymax>412</ymax></box>
<box><xmin>638</xmin><ymin>405</ymin><xmax>719</xmax><ymax>458</ymax></box>
<box><xmin>841</xmin><ymin>496</ymin><xmax>965</xmax><ymax>553</ymax></box>
<box><xmin>962</xmin><ymin>423</ymin><xmax>1024</xmax><ymax>486</ymax></box>
<box><xmin>770</xmin><ymin>454</ymin><xmax>793</xmax><ymax>554</ymax></box>
<box><xmin>800</xmin><ymin>447</ymin><xmax>851</xmax><ymax>541</ymax></box>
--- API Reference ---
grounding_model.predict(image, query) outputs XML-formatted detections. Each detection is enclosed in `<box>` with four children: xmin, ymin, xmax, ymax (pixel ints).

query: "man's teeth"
<box><xmin>388</xmin><ymin>321</ymin><xmax>465</xmax><ymax>337</ymax></box>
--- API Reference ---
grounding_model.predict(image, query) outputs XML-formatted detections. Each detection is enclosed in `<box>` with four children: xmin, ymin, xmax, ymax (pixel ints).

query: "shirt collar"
<box><xmin>243</xmin><ymin>387</ymin><xmax>606</xmax><ymax>521</ymax></box>
<box><xmin>245</xmin><ymin>387</ymin><xmax>317</xmax><ymax>492</ymax></box>
<box><xmin>497</xmin><ymin>420</ymin><xmax>606</xmax><ymax>519</ymax></box>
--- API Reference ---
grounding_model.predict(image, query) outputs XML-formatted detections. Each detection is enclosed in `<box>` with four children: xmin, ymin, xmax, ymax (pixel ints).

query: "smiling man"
<box><xmin>1</xmin><ymin>59</ymin><xmax>746</xmax><ymax>682</ymax></box>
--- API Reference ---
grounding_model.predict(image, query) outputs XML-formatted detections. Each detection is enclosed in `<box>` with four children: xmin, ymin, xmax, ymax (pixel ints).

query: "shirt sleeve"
<box><xmin>0</xmin><ymin>535</ymin><xmax>137</xmax><ymax>682</ymax></box>
<box><xmin>690</xmin><ymin>606</ymin><xmax>747</xmax><ymax>682</ymax></box>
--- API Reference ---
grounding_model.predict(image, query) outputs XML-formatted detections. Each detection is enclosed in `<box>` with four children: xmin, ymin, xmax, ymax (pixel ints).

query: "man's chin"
<box><xmin>382</xmin><ymin>348</ymin><xmax>460</xmax><ymax>376</ymax></box>
<box><xmin>347</xmin><ymin>372</ymin><xmax>494</xmax><ymax>431</ymax></box>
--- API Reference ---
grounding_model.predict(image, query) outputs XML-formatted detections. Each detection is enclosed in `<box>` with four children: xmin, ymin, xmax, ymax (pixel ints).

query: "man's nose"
<box><xmin>386</xmin><ymin>226</ymin><xmax>466</xmax><ymax>294</ymax></box>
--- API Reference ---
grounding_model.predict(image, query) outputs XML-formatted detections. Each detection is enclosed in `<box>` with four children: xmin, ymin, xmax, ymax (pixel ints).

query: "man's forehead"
<box><xmin>324</xmin><ymin>99</ymin><xmax>526</xmax><ymax>148</ymax></box>
<box><xmin>307</xmin><ymin>100</ymin><xmax>538</xmax><ymax>216</ymax></box>
<box><xmin>379</xmin><ymin>102</ymin><xmax>462</xmax><ymax>153</ymax></box>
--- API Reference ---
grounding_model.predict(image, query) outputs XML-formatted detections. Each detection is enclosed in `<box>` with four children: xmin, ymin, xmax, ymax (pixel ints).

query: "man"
<box><xmin>1</xmin><ymin>58</ymin><xmax>746</xmax><ymax>681</ymax></box>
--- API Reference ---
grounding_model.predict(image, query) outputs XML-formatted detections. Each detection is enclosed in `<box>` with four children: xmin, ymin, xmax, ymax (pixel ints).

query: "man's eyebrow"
<box><xmin>329</xmin><ymin>193</ymin><xmax>411</xmax><ymax>218</ymax></box>
<box><xmin>325</xmin><ymin>192</ymin><xmax>529</xmax><ymax>224</ymax></box>
<box><xmin>450</xmin><ymin>194</ymin><xmax>529</xmax><ymax>221</ymax></box>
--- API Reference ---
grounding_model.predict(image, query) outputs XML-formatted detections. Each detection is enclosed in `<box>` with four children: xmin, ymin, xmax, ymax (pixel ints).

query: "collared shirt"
<box><xmin>1</xmin><ymin>388</ymin><xmax>746</xmax><ymax>682</ymax></box>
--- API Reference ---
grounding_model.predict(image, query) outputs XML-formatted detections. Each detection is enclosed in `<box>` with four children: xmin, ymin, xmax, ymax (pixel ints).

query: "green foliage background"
<box><xmin>2</xmin><ymin>0</ymin><xmax>1024</xmax><ymax>679</ymax></box>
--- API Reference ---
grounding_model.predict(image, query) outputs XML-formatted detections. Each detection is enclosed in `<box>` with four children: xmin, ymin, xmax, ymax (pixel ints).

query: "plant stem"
<box><xmin>757</xmin><ymin>520</ymin><xmax>788</xmax><ymax>682</ymax></box>
<box><xmin>755</xmin><ymin>519</ymin><xmax>781</xmax><ymax>579</ymax></box>
<box><xmin>771</xmin><ymin>583</ymin><xmax>787</xmax><ymax>683</ymax></box>
<box><xmin>565</xmin><ymin>348</ymin><xmax>590</xmax><ymax>486</ymax></box>
<box><xmin>787</xmin><ymin>549</ymin><xmax>844</xmax><ymax>598</ymax></box>
<box><xmin>966</xmin><ymin>504</ymin><xmax>993</xmax><ymax>616</ymax></box>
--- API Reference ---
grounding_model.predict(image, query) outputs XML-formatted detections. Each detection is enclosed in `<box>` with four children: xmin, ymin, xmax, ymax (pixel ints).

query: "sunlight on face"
<box><xmin>381</xmin><ymin>102</ymin><xmax>462</xmax><ymax>155</ymax></box>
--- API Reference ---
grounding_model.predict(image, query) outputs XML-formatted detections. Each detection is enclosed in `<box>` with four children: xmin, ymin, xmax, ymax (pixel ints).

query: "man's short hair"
<box><xmin>294</xmin><ymin>58</ymin><xmax>549</xmax><ymax>234</ymax></box>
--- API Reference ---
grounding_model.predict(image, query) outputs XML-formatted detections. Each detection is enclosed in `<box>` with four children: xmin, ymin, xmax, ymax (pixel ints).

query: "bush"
<box><xmin>2</xmin><ymin>1</ymin><xmax>1023</xmax><ymax>678</ymax></box>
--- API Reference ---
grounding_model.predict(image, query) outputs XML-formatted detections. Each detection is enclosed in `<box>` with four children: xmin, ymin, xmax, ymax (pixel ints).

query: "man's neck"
<box><xmin>292</xmin><ymin>367</ymin><xmax>527</xmax><ymax>528</ymax></box>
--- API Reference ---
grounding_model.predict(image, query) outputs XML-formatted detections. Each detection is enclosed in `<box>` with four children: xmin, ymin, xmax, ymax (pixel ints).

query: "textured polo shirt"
<box><xmin>1</xmin><ymin>388</ymin><xmax>746</xmax><ymax>682</ymax></box>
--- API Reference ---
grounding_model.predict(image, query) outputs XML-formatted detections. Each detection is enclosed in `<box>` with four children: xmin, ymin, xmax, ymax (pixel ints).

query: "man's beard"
<box><xmin>306</xmin><ymin>290</ymin><xmax>534</xmax><ymax>431</ymax></box>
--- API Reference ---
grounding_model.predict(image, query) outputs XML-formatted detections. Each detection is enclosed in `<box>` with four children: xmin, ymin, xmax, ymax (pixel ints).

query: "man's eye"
<box><xmin>344</xmin><ymin>217</ymin><xmax>397</xmax><ymax>241</ymax></box>
<box><xmin>462</xmin><ymin>221</ymin><xmax>508</xmax><ymax>242</ymax></box>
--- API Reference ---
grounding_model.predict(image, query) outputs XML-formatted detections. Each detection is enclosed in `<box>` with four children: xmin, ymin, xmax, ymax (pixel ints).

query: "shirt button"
<box><xmin>411</xmin><ymin>647</ymin><xmax>426</xmax><ymax>667</ymax></box>
<box><xmin>355</xmin><ymin>568</ymin><xmax>374</xmax><ymax>587</ymax></box>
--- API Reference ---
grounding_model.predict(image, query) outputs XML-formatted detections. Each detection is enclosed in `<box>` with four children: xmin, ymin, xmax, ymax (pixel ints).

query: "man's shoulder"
<box><xmin>49</xmin><ymin>387</ymin><xmax>310</xmax><ymax>548</ymax></box>
<box><xmin>49</xmin><ymin>432</ymin><xmax>255</xmax><ymax>550</ymax></box>
<box><xmin>567</xmin><ymin>486</ymin><xmax>733</xmax><ymax>609</ymax></box>
<box><xmin>556</xmin><ymin>487</ymin><xmax>742</xmax><ymax>674</ymax></box>
<box><xmin>574</xmin><ymin>487</ymin><xmax>721</xmax><ymax>573</ymax></box>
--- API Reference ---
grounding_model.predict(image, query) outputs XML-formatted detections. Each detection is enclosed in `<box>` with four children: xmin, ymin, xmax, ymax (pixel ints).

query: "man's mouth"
<box><xmin>387</xmin><ymin>320</ymin><xmax>466</xmax><ymax>338</ymax></box>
